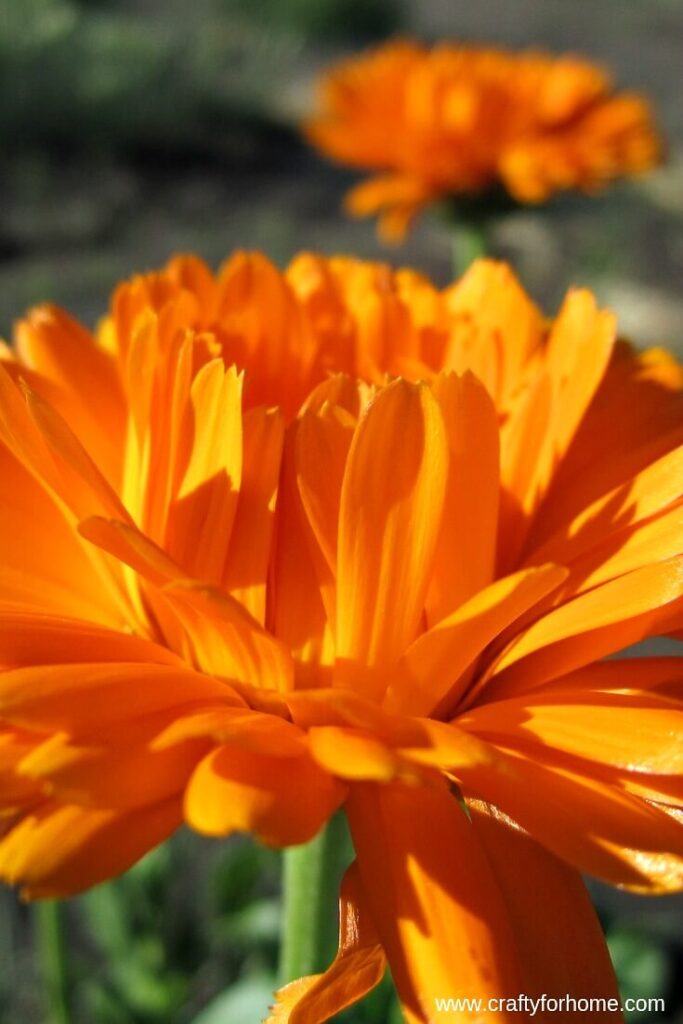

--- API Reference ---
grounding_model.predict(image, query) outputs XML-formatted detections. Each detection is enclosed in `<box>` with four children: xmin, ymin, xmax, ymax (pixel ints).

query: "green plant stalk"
<box><xmin>279</xmin><ymin>812</ymin><xmax>352</xmax><ymax>986</ymax></box>
<box><xmin>36</xmin><ymin>901</ymin><xmax>70</xmax><ymax>1024</ymax></box>
<box><xmin>452</xmin><ymin>220</ymin><xmax>489</xmax><ymax>276</ymax></box>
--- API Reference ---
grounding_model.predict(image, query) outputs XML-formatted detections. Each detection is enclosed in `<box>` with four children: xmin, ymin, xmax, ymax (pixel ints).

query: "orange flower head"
<box><xmin>304</xmin><ymin>40</ymin><xmax>663</xmax><ymax>240</ymax></box>
<box><xmin>1</xmin><ymin>252</ymin><xmax>683</xmax><ymax>1022</ymax></box>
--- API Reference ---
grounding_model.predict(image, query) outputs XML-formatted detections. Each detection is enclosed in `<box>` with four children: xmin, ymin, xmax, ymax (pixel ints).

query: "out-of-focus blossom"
<box><xmin>304</xmin><ymin>40</ymin><xmax>663</xmax><ymax>240</ymax></box>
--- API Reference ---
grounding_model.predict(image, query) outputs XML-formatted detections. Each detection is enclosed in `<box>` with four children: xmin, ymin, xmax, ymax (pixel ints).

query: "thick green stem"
<box><xmin>36</xmin><ymin>900</ymin><xmax>70</xmax><ymax>1024</ymax></box>
<box><xmin>279</xmin><ymin>812</ymin><xmax>352</xmax><ymax>986</ymax></box>
<box><xmin>451</xmin><ymin>220</ymin><xmax>489</xmax><ymax>276</ymax></box>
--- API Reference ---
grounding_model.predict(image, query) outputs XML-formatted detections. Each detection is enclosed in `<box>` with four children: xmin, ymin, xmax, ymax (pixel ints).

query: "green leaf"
<box><xmin>81</xmin><ymin>882</ymin><xmax>131</xmax><ymax>958</ymax></box>
<box><xmin>112</xmin><ymin>955</ymin><xmax>188</xmax><ymax>1017</ymax></box>
<box><xmin>608</xmin><ymin>927</ymin><xmax>669</xmax><ymax>1020</ymax></box>
<box><xmin>216</xmin><ymin>899</ymin><xmax>281</xmax><ymax>948</ymax></box>
<box><xmin>191</xmin><ymin>973</ymin><xmax>276</xmax><ymax>1024</ymax></box>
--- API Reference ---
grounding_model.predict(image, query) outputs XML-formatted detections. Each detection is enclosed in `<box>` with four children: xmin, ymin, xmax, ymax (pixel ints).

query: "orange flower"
<box><xmin>1</xmin><ymin>253</ymin><xmax>683</xmax><ymax>1021</ymax></box>
<box><xmin>304</xmin><ymin>40</ymin><xmax>663</xmax><ymax>240</ymax></box>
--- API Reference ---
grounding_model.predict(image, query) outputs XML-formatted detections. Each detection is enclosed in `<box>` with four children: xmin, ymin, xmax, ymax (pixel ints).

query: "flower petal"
<box><xmin>468</xmin><ymin>801</ymin><xmax>621</xmax><ymax>1012</ymax></box>
<box><xmin>347</xmin><ymin>782</ymin><xmax>523</xmax><ymax>1020</ymax></box>
<box><xmin>336</xmin><ymin>380</ymin><xmax>448</xmax><ymax>684</ymax></box>
<box><xmin>14</xmin><ymin>304</ymin><xmax>126</xmax><ymax>486</ymax></box>
<box><xmin>0</xmin><ymin>797</ymin><xmax>181</xmax><ymax>898</ymax></box>
<box><xmin>184</xmin><ymin>745</ymin><xmax>346</xmax><ymax>845</ymax></box>
<box><xmin>526</xmin><ymin>443</ymin><xmax>683</xmax><ymax>569</ymax></box>
<box><xmin>17</xmin><ymin>730</ymin><xmax>208</xmax><ymax>809</ymax></box>
<box><xmin>223</xmin><ymin>406</ymin><xmax>285</xmax><ymax>623</ymax></box>
<box><xmin>385</xmin><ymin>564</ymin><xmax>567</xmax><ymax>716</ymax></box>
<box><xmin>268</xmin><ymin>862</ymin><xmax>386</xmax><ymax>1023</ymax></box>
<box><xmin>457</xmin><ymin>743</ymin><xmax>683</xmax><ymax>890</ymax></box>
<box><xmin>269</xmin><ymin>425</ymin><xmax>331</xmax><ymax>680</ymax></box>
<box><xmin>461</xmin><ymin>689</ymin><xmax>683</xmax><ymax>775</ymax></box>
<box><xmin>165</xmin><ymin>360</ymin><xmax>243</xmax><ymax>582</ymax></box>
<box><xmin>426</xmin><ymin>371</ymin><xmax>499</xmax><ymax>624</ymax></box>
<box><xmin>308</xmin><ymin>727</ymin><xmax>399</xmax><ymax>781</ymax></box>
<box><xmin>487</xmin><ymin>556</ymin><xmax>683</xmax><ymax>696</ymax></box>
<box><xmin>0</xmin><ymin>662</ymin><xmax>236</xmax><ymax>734</ymax></box>
<box><xmin>0</xmin><ymin>610</ymin><xmax>180</xmax><ymax>668</ymax></box>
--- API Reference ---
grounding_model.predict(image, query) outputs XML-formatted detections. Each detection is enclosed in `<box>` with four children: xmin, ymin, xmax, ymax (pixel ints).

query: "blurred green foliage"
<box><xmin>56</xmin><ymin>832</ymin><xmax>407</xmax><ymax>1023</ymax></box>
<box><xmin>608</xmin><ymin>927</ymin><xmax>673</xmax><ymax>1022</ymax></box>
<box><xmin>227</xmin><ymin>0</ymin><xmax>398</xmax><ymax>41</ymax></box>
<box><xmin>0</xmin><ymin>0</ymin><xmax>254</xmax><ymax>155</ymax></box>
<box><xmin>71</xmin><ymin>835</ymin><xmax>281</xmax><ymax>1023</ymax></box>
<box><xmin>0</xmin><ymin>0</ymin><xmax>401</xmax><ymax>158</ymax></box>
<box><xmin>4</xmin><ymin>832</ymin><xmax>675</xmax><ymax>1023</ymax></box>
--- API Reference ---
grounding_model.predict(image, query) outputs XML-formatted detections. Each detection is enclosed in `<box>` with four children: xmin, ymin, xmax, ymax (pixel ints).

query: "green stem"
<box><xmin>36</xmin><ymin>900</ymin><xmax>70</xmax><ymax>1024</ymax></box>
<box><xmin>451</xmin><ymin>219</ymin><xmax>489</xmax><ymax>276</ymax></box>
<box><xmin>279</xmin><ymin>812</ymin><xmax>352</xmax><ymax>985</ymax></box>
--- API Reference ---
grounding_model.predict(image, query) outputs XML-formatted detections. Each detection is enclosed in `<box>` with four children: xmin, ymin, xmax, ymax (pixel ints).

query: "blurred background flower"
<box><xmin>1</xmin><ymin>1</ymin><xmax>682</xmax><ymax>1023</ymax></box>
<box><xmin>304</xmin><ymin>40</ymin><xmax>662</xmax><ymax>242</ymax></box>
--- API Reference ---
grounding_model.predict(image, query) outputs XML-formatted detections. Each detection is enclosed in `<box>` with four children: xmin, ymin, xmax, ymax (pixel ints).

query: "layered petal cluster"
<box><xmin>305</xmin><ymin>40</ymin><xmax>663</xmax><ymax>239</ymax></box>
<box><xmin>1</xmin><ymin>252</ymin><xmax>683</xmax><ymax>1022</ymax></box>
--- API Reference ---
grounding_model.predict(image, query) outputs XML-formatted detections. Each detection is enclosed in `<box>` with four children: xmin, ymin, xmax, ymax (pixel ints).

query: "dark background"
<box><xmin>1</xmin><ymin>0</ymin><xmax>682</xmax><ymax>1021</ymax></box>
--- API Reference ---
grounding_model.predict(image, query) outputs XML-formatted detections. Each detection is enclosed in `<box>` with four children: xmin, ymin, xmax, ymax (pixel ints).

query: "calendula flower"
<box><xmin>1</xmin><ymin>253</ymin><xmax>682</xmax><ymax>1022</ymax></box>
<box><xmin>304</xmin><ymin>40</ymin><xmax>663</xmax><ymax>240</ymax></box>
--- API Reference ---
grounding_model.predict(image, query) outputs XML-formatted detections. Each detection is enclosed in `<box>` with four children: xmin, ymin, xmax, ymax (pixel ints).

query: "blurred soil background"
<box><xmin>0</xmin><ymin>0</ymin><xmax>682</xmax><ymax>1021</ymax></box>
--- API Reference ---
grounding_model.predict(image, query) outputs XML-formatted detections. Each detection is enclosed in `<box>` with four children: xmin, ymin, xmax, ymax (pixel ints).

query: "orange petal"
<box><xmin>308</xmin><ymin>727</ymin><xmax>399</xmax><ymax>781</ymax></box>
<box><xmin>488</xmin><ymin>556</ymin><xmax>683</xmax><ymax>697</ymax></box>
<box><xmin>184</xmin><ymin>745</ymin><xmax>346</xmax><ymax>845</ymax></box>
<box><xmin>24</xmin><ymin>382</ymin><xmax>130</xmax><ymax>522</ymax></box>
<box><xmin>78</xmin><ymin>514</ymin><xmax>183</xmax><ymax>587</ymax></box>
<box><xmin>0</xmin><ymin>441</ymin><xmax>119</xmax><ymax>624</ymax></box>
<box><xmin>457</xmin><ymin>743</ymin><xmax>683</xmax><ymax>890</ymax></box>
<box><xmin>0</xmin><ymin>796</ymin><xmax>181</xmax><ymax>898</ymax></box>
<box><xmin>15</xmin><ymin>304</ymin><xmax>126</xmax><ymax>486</ymax></box>
<box><xmin>0</xmin><ymin>364</ymin><xmax>79</xmax><ymax>507</ymax></box>
<box><xmin>461</xmin><ymin>689</ymin><xmax>683</xmax><ymax>775</ymax></box>
<box><xmin>443</xmin><ymin>260</ymin><xmax>544</xmax><ymax>410</ymax></box>
<box><xmin>153</xmin><ymin>706</ymin><xmax>307</xmax><ymax>757</ymax></box>
<box><xmin>165</xmin><ymin>361</ymin><xmax>243</xmax><ymax>582</ymax></box>
<box><xmin>0</xmin><ymin>728</ymin><xmax>46</xmax><ymax>809</ymax></box>
<box><xmin>296</xmin><ymin>404</ymin><xmax>356</xmax><ymax>577</ymax></box>
<box><xmin>17</xmin><ymin>730</ymin><xmax>207</xmax><ymax>810</ymax></box>
<box><xmin>345</xmin><ymin>175</ymin><xmax>434</xmax><ymax>219</ymax></box>
<box><xmin>0</xmin><ymin>661</ymin><xmax>237</xmax><ymax>734</ymax></box>
<box><xmin>295</xmin><ymin>403</ymin><xmax>357</xmax><ymax>633</ymax></box>
<box><xmin>216</xmin><ymin>252</ymin><xmax>317</xmax><ymax>415</ymax></box>
<box><xmin>526</xmin><ymin>443</ymin><xmax>683</xmax><ymax>568</ymax></box>
<box><xmin>165</xmin><ymin>254</ymin><xmax>219</xmax><ymax>323</ymax></box>
<box><xmin>269</xmin><ymin>425</ymin><xmax>331</xmax><ymax>680</ymax></box>
<box><xmin>268</xmin><ymin>862</ymin><xmax>386</xmax><ymax>1023</ymax></box>
<box><xmin>561</xmin><ymin>503</ymin><xmax>683</xmax><ymax>598</ymax></box>
<box><xmin>426</xmin><ymin>371</ymin><xmax>499</xmax><ymax>624</ymax></box>
<box><xmin>531</xmin><ymin>342</ymin><xmax>683</xmax><ymax>545</ymax></box>
<box><xmin>336</xmin><ymin>380</ymin><xmax>447</xmax><ymax>685</ymax></box>
<box><xmin>223</xmin><ymin>406</ymin><xmax>285</xmax><ymax>623</ymax></box>
<box><xmin>163</xmin><ymin>581</ymin><xmax>295</xmax><ymax>691</ymax></box>
<box><xmin>543</xmin><ymin>290</ymin><xmax>616</xmax><ymax>465</ymax></box>
<box><xmin>78</xmin><ymin>516</ymin><xmax>295</xmax><ymax>690</ymax></box>
<box><xmin>0</xmin><ymin>371</ymin><xmax>135</xmax><ymax>621</ymax></box>
<box><xmin>385</xmin><ymin>564</ymin><xmax>567</xmax><ymax>716</ymax></box>
<box><xmin>468</xmin><ymin>801</ymin><xmax>621</xmax><ymax>1012</ymax></box>
<box><xmin>0</xmin><ymin>611</ymin><xmax>181</xmax><ymax>668</ymax></box>
<box><xmin>498</xmin><ymin>369</ymin><xmax>553</xmax><ymax>562</ymax></box>
<box><xmin>287</xmin><ymin>690</ymin><xmax>492</xmax><ymax>775</ymax></box>
<box><xmin>542</xmin><ymin>657</ymin><xmax>683</xmax><ymax>700</ymax></box>
<box><xmin>347</xmin><ymin>782</ymin><xmax>523</xmax><ymax>1020</ymax></box>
